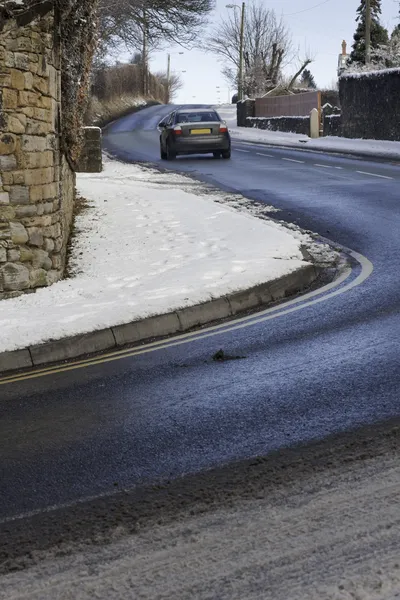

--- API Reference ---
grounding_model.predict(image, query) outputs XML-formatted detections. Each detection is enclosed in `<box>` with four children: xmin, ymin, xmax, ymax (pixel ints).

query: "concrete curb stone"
<box><xmin>0</xmin><ymin>264</ymin><xmax>321</xmax><ymax>376</ymax></box>
<box><xmin>0</xmin><ymin>349</ymin><xmax>33</xmax><ymax>373</ymax></box>
<box><xmin>30</xmin><ymin>330</ymin><xmax>117</xmax><ymax>367</ymax></box>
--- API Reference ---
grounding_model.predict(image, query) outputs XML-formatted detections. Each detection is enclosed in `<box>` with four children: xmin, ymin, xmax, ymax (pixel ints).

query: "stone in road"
<box><xmin>1</xmin><ymin>421</ymin><xmax>399</xmax><ymax>599</ymax></box>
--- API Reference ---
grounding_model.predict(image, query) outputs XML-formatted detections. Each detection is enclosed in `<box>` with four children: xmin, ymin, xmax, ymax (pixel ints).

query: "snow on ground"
<box><xmin>0</xmin><ymin>157</ymin><xmax>320</xmax><ymax>354</ymax></box>
<box><xmin>217</xmin><ymin>104</ymin><xmax>400</xmax><ymax>160</ymax></box>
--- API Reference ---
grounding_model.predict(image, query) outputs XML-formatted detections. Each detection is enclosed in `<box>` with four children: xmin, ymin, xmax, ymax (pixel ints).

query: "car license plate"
<box><xmin>190</xmin><ymin>129</ymin><xmax>211</xmax><ymax>135</ymax></box>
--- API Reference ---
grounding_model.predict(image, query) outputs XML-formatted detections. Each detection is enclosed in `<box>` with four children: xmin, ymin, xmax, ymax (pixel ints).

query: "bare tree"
<box><xmin>155</xmin><ymin>71</ymin><xmax>184</xmax><ymax>103</ymax></box>
<box><xmin>205</xmin><ymin>1</ymin><xmax>291</xmax><ymax>97</ymax></box>
<box><xmin>97</xmin><ymin>0</ymin><xmax>214</xmax><ymax>54</ymax></box>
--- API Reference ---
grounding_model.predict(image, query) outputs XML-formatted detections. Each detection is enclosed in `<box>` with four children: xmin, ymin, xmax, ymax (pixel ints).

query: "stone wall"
<box><xmin>0</xmin><ymin>6</ymin><xmax>75</xmax><ymax>299</ymax></box>
<box><xmin>246</xmin><ymin>116</ymin><xmax>310</xmax><ymax>136</ymax></box>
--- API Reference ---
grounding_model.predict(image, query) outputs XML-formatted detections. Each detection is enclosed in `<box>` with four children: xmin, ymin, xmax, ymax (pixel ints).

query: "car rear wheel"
<box><xmin>160</xmin><ymin>145</ymin><xmax>167</xmax><ymax>160</ymax></box>
<box><xmin>213</xmin><ymin>151</ymin><xmax>221</xmax><ymax>159</ymax></box>
<box><xmin>222</xmin><ymin>149</ymin><xmax>231</xmax><ymax>159</ymax></box>
<box><xmin>166</xmin><ymin>142</ymin><xmax>176</xmax><ymax>161</ymax></box>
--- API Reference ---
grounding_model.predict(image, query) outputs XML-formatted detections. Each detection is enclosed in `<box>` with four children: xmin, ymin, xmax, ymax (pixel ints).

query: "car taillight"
<box><xmin>220</xmin><ymin>125</ymin><xmax>228</xmax><ymax>133</ymax></box>
<box><xmin>173</xmin><ymin>126</ymin><xmax>182</xmax><ymax>135</ymax></box>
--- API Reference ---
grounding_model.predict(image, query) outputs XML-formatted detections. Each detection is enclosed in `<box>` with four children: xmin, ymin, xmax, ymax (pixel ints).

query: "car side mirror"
<box><xmin>159</xmin><ymin>121</ymin><xmax>167</xmax><ymax>128</ymax></box>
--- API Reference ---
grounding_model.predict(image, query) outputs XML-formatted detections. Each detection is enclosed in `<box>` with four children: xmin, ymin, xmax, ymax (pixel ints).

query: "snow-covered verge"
<box><xmin>217</xmin><ymin>104</ymin><xmax>400</xmax><ymax>160</ymax></box>
<box><xmin>0</xmin><ymin>157</ymin><xmax>335</xmax><ymax>354</ymax></box>
<box><xmin>85</xmin><ymin>95</ymin><xmax>148</xmax><ymax>129</ymax></box>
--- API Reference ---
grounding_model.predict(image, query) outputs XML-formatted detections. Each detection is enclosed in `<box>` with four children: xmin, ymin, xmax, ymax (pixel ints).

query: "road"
<box><xmin>1</xmin><ymin>105</ymin><xmax>400</xmax><ymax>591</ymax></box>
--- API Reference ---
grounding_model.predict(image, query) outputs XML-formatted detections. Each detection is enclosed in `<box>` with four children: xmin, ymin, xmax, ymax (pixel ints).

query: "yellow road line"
<box><xmin>0</xmin><ymin>253</ymin><xmax>372</xmax><ymax>386</ymax></box>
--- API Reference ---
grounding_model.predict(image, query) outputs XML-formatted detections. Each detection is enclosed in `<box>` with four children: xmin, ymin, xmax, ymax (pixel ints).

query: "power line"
<box><xmin>284</xmin><ymin>0</ymin><xmax>334</xmax><ymax>17</ymax></box>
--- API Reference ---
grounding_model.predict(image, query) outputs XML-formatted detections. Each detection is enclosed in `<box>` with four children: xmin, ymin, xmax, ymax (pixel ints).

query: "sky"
<box><xmin>148</xmin><ymin>0</ymin><xmax>399</xmax><ymax>103</ymax></box>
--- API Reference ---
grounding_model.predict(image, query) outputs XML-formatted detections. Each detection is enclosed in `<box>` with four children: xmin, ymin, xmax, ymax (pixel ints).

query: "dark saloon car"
<box><xmin>159</xmin><ymin>109</ymin><xmax>231</xmax><ymax>160</ymax></box>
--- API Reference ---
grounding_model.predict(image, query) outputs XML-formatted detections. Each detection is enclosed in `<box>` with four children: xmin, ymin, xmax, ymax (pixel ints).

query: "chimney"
<box><xmin>342</xmin><ymin>40</ymin><xmax>347</xmax><ymax>56</ymax></box>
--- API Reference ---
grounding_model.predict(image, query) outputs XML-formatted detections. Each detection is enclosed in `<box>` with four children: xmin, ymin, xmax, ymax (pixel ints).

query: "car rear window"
<box><xmin>176</xmin><ymin>112</ymin><xmax>219</xmax><ymax>123</ymax></box>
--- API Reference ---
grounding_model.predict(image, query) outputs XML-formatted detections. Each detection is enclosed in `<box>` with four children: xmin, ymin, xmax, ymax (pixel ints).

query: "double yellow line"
<box><xmin>0</xmin><ymin>251</ymin><xmax>373</xmax><ymax>387</ymax></box>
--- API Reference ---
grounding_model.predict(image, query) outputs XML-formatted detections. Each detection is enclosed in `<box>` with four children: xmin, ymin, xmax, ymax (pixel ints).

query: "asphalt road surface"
<box><xmin>1</xmin><ymin>105</ymin><xmax>400</xmax><ymax>596</ymax></box>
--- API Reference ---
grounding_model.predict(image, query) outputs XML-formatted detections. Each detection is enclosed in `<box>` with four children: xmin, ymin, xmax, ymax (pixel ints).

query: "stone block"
<box><xmin>12</xmin><ymin>171</ymin><xmax>25</xmax><ymax>185</ymax></box>
<box><xmin>19</xmin><ymin>246</ymin><xmax>33</xmax><ymax>262</ymax></box>
<box><xmin>42</xmin><ymin>151</ymin><xmax>54</xmax><ymax>168</ymax></box>
<box><xmin>33</xmin><ymin>75</ymin><xmax>48</xmax><ymax>95</ymax></box>
<box><xmin>23</xmin><ymin>215</ymin><xmax>52</xmax><ymax>228</ymax></box>
<box><xmin>53</xmin><ymin>236</ymin><xmax>62</xmax><ymax>252</ymax></box>
<box><xmin>7</xmin><ymin>248</ymin><xmax>20</xmax><ymax>262</ymax></box>
<box><xmin>1</xmin><ymin>172</ymin><xmax>13</xmax><ymax>185</ymax></box>
<box><xmin>4</xmin><ymin>53</ymin><xmax>15</xmax><ymax>69</ymax></box>
<box><xmin>20</xmin><ymin>107</ymin><xmax>35</xmax><ymax>118</ymax></box>
<box><xmin>43</xmin><ymin>237</ymin><xmax>54</xmax><ymax>252</ymax></box>
<box><xmin>32</xmin><ymin>248</ymin><xmax>52</xmax><ymax>270</ymax></box>
<box><xmin>0</xmin><ymin>74</ymin><xmax>12</xmax><ymax>88</ymax></box>
<box><xmin>48</xmin><ymin>65</ymin><xmax>59</xmax><ymax>100</ymax></box>
<box><xmin>14</xmin><ymin>37</ymin><xmax>34</xmax><ymax>53</ymax></box>
<box><xmin>43</xmin><ymin>223</ymin><xmax>61</xmax><ymax>238</ymax></box>
<box><xmin>30</xmin><ymin>268</ymin><xmax>47</xmax><ymax>288</ymax></box>
<box><xmin>42</xmin><ymin>182</ymin><xmax>58</xmax><ymax>199</ymax></box>
<box><xmin>14</xmin><ymin>53</ymin><xmax>30</xmax><ymax>71</ymax></box>
<box><xmin>27</xmin><ymin>227</ymin><xmax>43</xmax><ymax>247</ymax></box>
<box><xmin>39</xmin><ymin>96</ymin><xmax>52</xmax><ymax>110</ymax></box>
<box><xmin>0</xmin><ymin>155</ymin><xmax>17</xmax><ymax>171</ymax></box>
<box><xmin>19</xmin><ymin>90</ymin><xmax>40</xmax><ymax>107</ymax></box>
<box><xmin>24</xmin><ymin>71</ymin><xmax>34</xmax><ymax>90</ymax></box>
<box><xmin>0</xmin><ymin>247</ymin><xmax>6</xmax><ymax>262</ymax></box>
<box><xmin>25</xmin><ymin>168</ymin><xmax>54</xmax><ymax>186</ymax></box>
<box><xmin>37</xmin><ymin>56</ymin><xmax>49</xmax><ymax>78</ymax></box>
<box><xmin>0</xmin><ymin>133</ymin><xmax>17</xmax><ymax>154</ymax></box>
<box><xmin>7</xmin><ymin>115</ymin><xmax>26</xmax><ymax>134</ymax></box>
<box><xmin>26</xmin><ymin>120</ymin><xmax>50</xmax><ymax>136</ymax></box>
<box><xmin>51</xmin><ymin>253</ymin><xmax>63</xmax><ymax>269</ymax></box>
<box><xmin>43</xmin><ymin>202</ymin><xmax>54</xmax><ymax>214</ymax></box>
<box><xmin>46</xmin><ymin>269</ymin><xmax>60</xmax><ymax>285</ymax></box>
<box><xmin>10</xmin><ymin>69</ymin><xmax>25</xmax><ymax>90</ymax></box>
<box><xmin>9</xmin><ymin>186</ymin><xmax>30</xmax><ymax>205</ymax></box>
<box><xmin>0</xmin><ymin>192</ymin><xmax>9</xmax><ymax>205</ymax></box>
<box><xmin>24</xmin><ymin>152</ymin><xmax>40</xmax><ymax>169</ymax></box>
<box><xmin>22</xmin><ymin>135</ymin><xmax>46</xmax><ymax>152</ymax></box>
<box><xmin>2</xmin><ymin>88</ymin><xmax>18</xmax><ymax>110</ymax></box>
<box><xmin>0</xmin><ymin>206</ymin><xmax>15</xmax><ymax>220</ymax></box>
<box><xmin>30</xmin><ymin>185</ymin><xmax>43</xmax><ymax>202</ymax></box>
<box><xmin>0</xmin><ymin>224</ymin><xmax>10</xmax><ymax>241</ymax></box>
<box><xmin>33</xmin><ymin>107</ymin><xmax>51</xmax><ymax>122</ymax></box>
<box><xmin>16</xmin><ymin>205</ymin><xmax>37</xmax><ymax>218</ymax></box>
<box><xmin>0</xmin><ymin>263</ymin><xmax>30</xmax><ymax>291</ymax></box>
<box><xmin>10</xmin><ymin>222</ymin><xmax>28</xmax><ymax>244</ymax></box>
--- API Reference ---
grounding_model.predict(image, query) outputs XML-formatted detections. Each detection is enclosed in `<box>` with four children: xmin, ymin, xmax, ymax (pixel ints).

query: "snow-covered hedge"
<box><xmin>342</xmin><ymin>67</ymin><xmax>400</xmax><ymax>80</ymax></box>
<box><xmin>339</xmin><ymin>68</ymin><xmax>400</xmax><ymax>141</ymax></box>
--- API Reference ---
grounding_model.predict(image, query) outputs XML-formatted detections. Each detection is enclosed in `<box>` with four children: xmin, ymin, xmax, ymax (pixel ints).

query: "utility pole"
<box><xmin>142</xmin><ymin>9</ymin><xmax>148</xmax><ymax>96</ymax></box>
<box><xmin>166</xmin><ymin>53</ymin><xmax>171</xmax><ymax>103</ymax></box>
<box><xmin>365</xmin><ymin>0</ymin><xmax>371</xmax><ymax>64</ymax></box>
<box><xmin>238</xmin><ymin>2</ymin><xmax>245</xmax><ymax>100</ymax></box>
